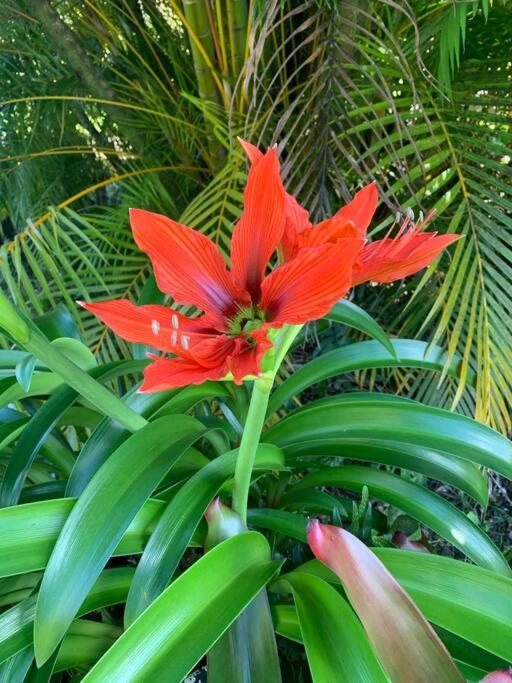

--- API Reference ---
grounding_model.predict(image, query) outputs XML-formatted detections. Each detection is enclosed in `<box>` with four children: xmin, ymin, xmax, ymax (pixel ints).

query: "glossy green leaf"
<box><xmin>50</xmin><ymin>337</ymin><xmax>97</xmax><ymax>370</ymax></box>
<box><xmin>66</xmin><ymin>381</ymin><xmax>227</xmax><ymax>497</ymax></box>
<box><xmin>0</xmin><ymin>374</ymin><xmax>62</xmax><ymax>408</ymax></box>
<box><xmin>125</xmin><ymin>444</ymin><xmax>284</xmax><ymax>625</ymax></box>
<box><xmin>325</xmin><ymin>300</ymin><xmax>395</xmax><ymax>356</ymax></box>
<box><xmin>55</xmin><ymin>620</ymin><xmax>121</xmax><ymax>674</ymax></box>
<box><xmin>274</xmin><ymin>572</ymin><xmax>388</xmax><ymax>682</ymax></box>
<box><xmin>266</xmin><ymin>394</ymin><xmax>512</xmax><ymax>481</ymax></box>
<box><xmin>34</xmin><ymin>305</ymin><xmax>81</xmax><ymax>342</ymax></box>
<box><xmin>285</xmin><ymin>439</ymin><xmax>487</xmax><ymax>506</ymax></box>
<box><xmin>296</xmin><ymin>549</ymin><xmax>512</xmax><ymax>662</ymax></box>
<box><xmin>0</xmin><ymin>568</ymin><xmax>133</xmax><ymax>664</ymax></box>
<box><xmin>0</xmin><ymin>497</ymin><xmax>198</xmax><ymax>578</ymax></box>
<box><xmin>271</xmin><ymin>604</ymin><xmax>303</xmax><ymax>643</ymax></box>
<box><xmin>84</xmin><ymin>533</ymin><xmax>281</xmax><ymax>683</ymax></box>
<box><xmin>14</xmin><ymin>354</ymin><xmax>36</xmax><ymax>393</ymax></box>
<box><xmin>306</xmin><ymin>522</ymin><xmax>464</xmax><ymax>683</ymax></box>
<box><xmin>205</xmin><ymin>500</ymin><xmax>281</xmax><ymax>683</ymax></box>
<box><xmin>34</xmin><ymin>415</ymin><xmax>206</xmax><ymax>664</ymax></box>
<box><xmin>268</xmin><ymin>339</ymin><xmax>471</xmax><ymax>415</ymax></box>
<box><xmin>291</xmin><ymin>465</ymin><xmax>509</xmax><ymax>574</ymax></box>
<box><xmin>1</xmin><ymin>360</ymin><xmax>147</xmax><ymax>507</ymax></box>
<box><xmin>0</xmin><ymin>647</ymin><xmax>33</xmax><ymax>683</ymax></box>
<box><xmin>247</xmin><ymin>508</ymin><xmax>308</xmax><ymax>542</ymax></box>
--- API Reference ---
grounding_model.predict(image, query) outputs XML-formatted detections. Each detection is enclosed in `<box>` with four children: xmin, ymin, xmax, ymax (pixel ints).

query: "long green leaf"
<box><xmin>268</xmin><ymin>339</ymin><xmax>470</xmax><ymax>415</ymax></box>
<box><xmin>274</xmin><ymin>572</ymin><xmax>388</xmax><ymax>682</ymax></box>
<box><xmin>0</xmin><ymin>568</ymin><xmax>133</xmax><ymax>664</ymax></box>
<box><xmin>34</xmin><ymin>415</ymin><xmax>206</xmax><ymax>664</ymax></box>
<box><xmin>324</xmin><ymin>300</ymin><xmax>395</xmax><ymax>356</ymax></box>
<box><xmin>296</xmin><ymin>549</ymin><xmax>512</xmax><ymax>663</ymax></box>
<box><xmin>125</xmin><ymin>444</ymin><xmax>284</xmax><ymax>625</ymax></box>
<box><xmin>290</xmin><ymin>466</ymin><xmax>509</xmax><ymax>574</ymax></box>
<box><xmin>84</xmin><ymin>533</ymin><xmax>281</xmax><ymax>683</ymax></box>
<box><xmin>266</xmin><ymin>394</ymin><xmax>512</xmax><ymax>480</ymax></box>
<box><xmin>0</xmin><ymin>497</ymin><xmax>203</xmax><ymax>578</ymax></box>
<box><xmin>0</xmin><ymin>360</ymin><xmax>146</xmax><ymax>507</ymax></box>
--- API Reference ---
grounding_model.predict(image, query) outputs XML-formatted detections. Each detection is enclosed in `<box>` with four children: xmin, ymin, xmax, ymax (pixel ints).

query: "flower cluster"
<box><xmin>81</xmin><ymin>140</ymin><xmax>459</xmax><ymax>392</ymax></box>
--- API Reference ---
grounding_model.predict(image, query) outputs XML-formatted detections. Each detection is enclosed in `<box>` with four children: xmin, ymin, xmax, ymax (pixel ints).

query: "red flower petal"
<box><xmin>334</xmin><ymin>181</ymin><xmax>378</xmax><ymax>238</ymax></box>
<box><xmin>297</xmin><ymin>217</ymin><xmax>359</xmax><ymax>250</ymax></box>
<box><xmin>260</xmin><ymin>238</ymin><xmax>364</xmax><ymax>326</ymax></box>
<box><xmin>140</xmin><ymin>355</ymin><xmax>228</xmax><ymax>392</ymax></box>
<box><xmin>352</xmin><ymin>233</ymin><xmax>461</xmax><ymax>285</ymax></box>
<box><xmin>227</xmin><ymin>328</ymin><xmax>273</xmax><ymax>384</ymax></box>
<box><xmin>79</xmin><ymin>299</ymin><xmax>218</xmax><ymax>357</ymax></box>
<box><xmin>282</xmin><ymin>194</ymin><xmax>312</xmax><ymax>260</ymax></box>
<box><xmin>238</xmin><ymin>139</ymin><xmax>310</xmax><ymax>263</ymax></box>
<box><xmin>130</xmin><ymin>209</ymin><xmax>247</xmax><ymax>325</ymax></box>
<box><xmin>230</xmin><ymin>147</ymin><xmax>286</xmax><ymax>301</ymax></box>
<box><xmin>237</xmin><ymin>138</ymin><xmax>263</xmax><ymax>164</ymax></box>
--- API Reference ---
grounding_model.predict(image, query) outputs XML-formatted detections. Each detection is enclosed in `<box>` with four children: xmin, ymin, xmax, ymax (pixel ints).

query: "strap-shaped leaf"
<box><xmin>83</xmin><ymin>533</ymin><xmax>281</xmax><ymax>683</ymax></box>
<box><xmin>275</xmin><ymin>572</ymin><xmax>388</xmax><ymax>682</ymax></box>
<box><xmin>268</xmin><ymin>339</ymin><xmax>470</xmax><ymax>415</ymax></box>
<box><xmin>325</xmin><ymin>299</ymin><xmax>395</xmax><ymax>356</ymax></box>
<box><xmin>289</xmin><ymin>465</ymin><xmax>509</xmax><ymax>574</ymax></box>
<box><xmin>34</xmin><ymin>415</ymin><xmax>206</xmax><ymax>665</ymax></box>
<box><xmin>266</xmin><ymin>394</ymin><xmax>512</xmax><ymax>480</ymax></box>
<box><xmin>66</xmin><ymin>380</ymin><xmax>229</xmax><ymax>496</ymax></box>
<box><xmin>295</xmin><ymin>549</ymin><xmax>512</xmax><ymax>662</ymax></box>
<box><xmin>125</xmin><ymin>444</ymin><xmax>284</xmax><ymax>625</ymax></box>
<box><xmin>0</xmin><ymin>360</ymin><xmax>146</xmax><ymax>507</ymax></box>
<box><xmin>0</xmin><ymin>568</ymin><xmax>133</xmax><ymax>664</ymax></box>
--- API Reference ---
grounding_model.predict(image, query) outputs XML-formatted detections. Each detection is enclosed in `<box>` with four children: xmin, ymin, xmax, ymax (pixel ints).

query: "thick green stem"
<box><xmin>0</xmin><ymin>291</ymin><xmax>147</xmax><ymax>433</ymax></box>
<box><xmin>231</xmin><ymin>380</ymin><xmax>271</xmax><ymax>522</ymax></box>
<box><xmin>232</xmin><ymin>324</ymin><xmax>302</xmax><ymax>521</ymax></box>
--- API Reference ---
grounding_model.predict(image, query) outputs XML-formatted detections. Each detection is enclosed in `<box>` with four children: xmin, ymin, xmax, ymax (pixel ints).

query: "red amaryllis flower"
<box><xmin>80</xmin><ymin>144</ymin><xmax>363</xmax><ymax>391</ymax></box>
<box><xmin>240</xmin><ymin>140</ymin><xmax>461</xmax><ymax>285</ymax></box>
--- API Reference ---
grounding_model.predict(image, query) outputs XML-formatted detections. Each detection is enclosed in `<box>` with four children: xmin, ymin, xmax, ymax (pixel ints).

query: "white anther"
<box><xmin>181</xmin><ymin>335</ymin><xmax>190</xmax><ymax>350</ymax></box>
<box><xmin>171</xmin><ymin>314</ymin><xmax>179</xmax><ymax>329</ymax></box>
<box><xmin>405</xmin><ymin>207</ymin><xmax>415</xmax><ymax>221</ymax></box>
<box><xmin>151</xmin><ymin>320</ymin><xmax>160</xmax><ymax>336</ymax></box>
<box><xmin>395</xmin><ymin>211</ymin><xmax>401</xmax><ymax>223</ymax></box>
<box><xmin>418</xmin><ymin>210</ymin><xmax>424</xmax><ymax>223</ymax></box>
<box><xmin>171</xmin><ymin>331</ymin><xmax>178</xmax><ymax>346</ymax></box>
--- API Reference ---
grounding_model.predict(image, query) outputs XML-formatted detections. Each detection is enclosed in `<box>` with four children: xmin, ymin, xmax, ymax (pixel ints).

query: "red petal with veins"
<box><xmin>140</xmin><ymin>355</ymin><xmax>228</xmax><ymax>392</ymax></box>
<box><xmin>79</xmin><ymin>299</ymin><xmax>216</xmax><ymax>354</ymax></box>
<box><xmin>297</xmin><ymin>217</ymin><xmax>358</xmax><ymax>250</ymax></box>
<box><xmin>237</xmin><ymin>138</ymin><xmax>263</xmax><ymax>164</ymax></box>
<box><xmin>260</xmin><ymin>238</ymin><xmax>364</xmax><ymax>325</ymax></box>
<box><xmin>230</xmin><ymin>146</ymin><xmax>286</xmax><ymax>301</ymax></box>
<box><xmin>282</xmin><ymin>194</ymin><xmax>312</xmax><ymax>260</ymax></box>
<box><xmin>130</xmin><ymin>209</ymin><xmax>248</xmax><ymax>325</ymax></box>
<box><xmin>353</xmin><ymin>233</ymin><xmax>461</xmax><ymax>285</ymax></box>
<box><xmin>334</xmin><ymin>181</ymin><xmax>378</xmax><ymax>238</ymax></box>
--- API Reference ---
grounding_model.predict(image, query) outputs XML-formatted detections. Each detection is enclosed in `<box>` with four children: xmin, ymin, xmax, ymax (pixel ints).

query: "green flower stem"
<box><xmin>231</xmin><ymin>379</ymin><xmax>272</xmax><ymax>522</ymax></box>
<box><xmin>232</xmin><ymin>324</ymin><xmax>303</xmax><ymax>522</ymax></box>
<box><xmin>0</xmin><ymin>291</ymin><xmax>147</xmax><ymax>432</ymax></box>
